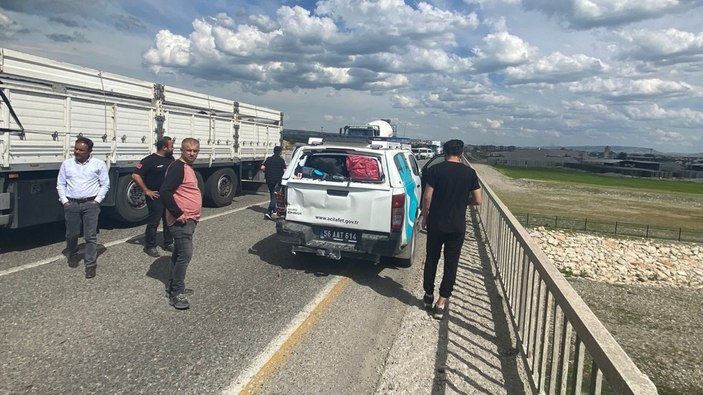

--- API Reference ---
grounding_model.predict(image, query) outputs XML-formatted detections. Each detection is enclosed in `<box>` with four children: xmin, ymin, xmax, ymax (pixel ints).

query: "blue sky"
<box><xmin>2</xmin><ymin>0</ymin><xmax>703</xmax><ymax>153</ymax></box>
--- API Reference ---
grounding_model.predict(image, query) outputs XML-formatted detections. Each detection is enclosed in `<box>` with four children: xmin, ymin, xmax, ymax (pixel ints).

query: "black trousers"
<box><xmin>144</xmin><ymin>197</ymin><xmax>172</xmax><ymax>249</ymax></box>
<box><xmin>423</xmin><ymin>228</ymin><xmax>465</xmax><ymax>298</ymax></box>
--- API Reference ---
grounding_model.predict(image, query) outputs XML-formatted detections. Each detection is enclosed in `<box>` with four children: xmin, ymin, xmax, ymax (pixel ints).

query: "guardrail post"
<box><xmin>584</xmin><ymin>218</ymin><xmax>588</xmax><ymax>231</ymax></box>
<box><xmin>646</xmin><ymin>225</ymin><xmax>649</xmax><ymax>238</ymax></box>
<box><xmin>555</xmin><ymin>216</ymin><xmax>558</xmax><ymax>228</ymax></box>
<box><xmin>614</xmin><ymin>221</ymin><xmax>618</xmax><ymax>235</ymax></box>
<box><xmin>678</xmin><ymin>228</ymin><xmax>682</xmax><ymax>241</ymax></box>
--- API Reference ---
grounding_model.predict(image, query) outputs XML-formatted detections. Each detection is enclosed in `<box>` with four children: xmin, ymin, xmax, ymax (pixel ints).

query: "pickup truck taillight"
<box><xmin>275</xmin><ymin>186</ymin><xmax>287</xmax><ymax>218</ymax></box>
<box><xmin>391</xmin><ymin>193</ymin><xmax>405</xmax><ymax>232</ymax></box>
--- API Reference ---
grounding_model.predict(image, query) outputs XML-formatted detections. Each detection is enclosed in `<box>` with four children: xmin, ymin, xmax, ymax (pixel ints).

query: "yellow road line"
<box><xmin>224</xmin><ymin>275</ymin><xmax>351</xmax><ymax>395</ymax></box>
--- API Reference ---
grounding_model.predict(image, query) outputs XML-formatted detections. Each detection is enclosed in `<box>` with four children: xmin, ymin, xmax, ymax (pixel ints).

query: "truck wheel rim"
<box><xmin>217</xmin><ymin>176</ymin><xmax>232</xmax><ymax>197</ymax></box>
<box><xmin>127</xmin><ymin>182</ymin><xmax>146</xmax><ymax>209</ymax></box>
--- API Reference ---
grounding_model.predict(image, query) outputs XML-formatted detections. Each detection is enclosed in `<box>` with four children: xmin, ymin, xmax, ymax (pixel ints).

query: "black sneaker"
<box><xmin>67</xmin><ymin>253</ymin><xmax>81</xmax><ymax>268</ymax></box>
<box><xmin>143</xmin><ymin>247</ymin><xmax>160</xmax><ymax>257</ymax></box>
<box><xmin>422</xmin><ymin>293</ymin><xmax>433</xmax><ymax>309</ymax></box>
<box><xmin>264</xmin><ymin>212</ymin><xmax>273</xmax><ymax>220</ymax></box>
<box><xmin>169</xmin><ymin>294</ymin><xmax>190</xmax><ymax>310</ymax></box>
<box><xmin>432</xmin><ymin>303</ymin><xmax>447</xmax><ymax>320</ymax></box>
<box><xmin>163</xmin><ymin>243</ymin><xmax>174</xmax><ymax>252</ymax></box>
<box><xmin>85</xmin><ymin>266</ymin><xmax>96</xmax><ymax>279</ymax></box>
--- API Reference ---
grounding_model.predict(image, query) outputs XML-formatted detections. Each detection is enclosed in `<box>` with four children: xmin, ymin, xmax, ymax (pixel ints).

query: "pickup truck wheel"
<box><xmin>112</xmin><ymin>175</ymin><xmax>149</xmax><ymax>223</ymax></box>
<box><xmin>396</xmin><ymin>224</ymin><xmax>417</xmax><ymax>268</ymax></box>
<box><xmin>204</xmin><ymin>168</ymin><xmax>237</xmax><ymax>207</ymax></box>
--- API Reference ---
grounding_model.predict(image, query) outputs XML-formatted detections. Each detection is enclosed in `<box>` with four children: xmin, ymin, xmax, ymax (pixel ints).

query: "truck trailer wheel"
<box><xmin>112</xmin><ymin>175</ymin><xmax>149</xmax><ymax>223</ymax></box>
<box><xmin>204</xmin><ymin>168</ymin><xmax>237</xmax><ymax>207</ymax></box>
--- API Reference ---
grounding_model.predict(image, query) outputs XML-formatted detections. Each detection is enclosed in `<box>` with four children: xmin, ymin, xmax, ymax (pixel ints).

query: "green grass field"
<box><xmin>494</xmin><ymin>166</ymin><xmax>703</xmax><ymax>195</ymax></box>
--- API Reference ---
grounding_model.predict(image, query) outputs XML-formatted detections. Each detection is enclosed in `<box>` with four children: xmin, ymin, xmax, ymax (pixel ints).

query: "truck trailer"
<box><xmin>0</xmin><ymin>48</ymin><xmax>282</xmax><ymax>229</ymax></box>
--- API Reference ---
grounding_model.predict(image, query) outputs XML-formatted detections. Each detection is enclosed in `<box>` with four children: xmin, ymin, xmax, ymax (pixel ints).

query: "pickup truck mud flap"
<box><xmin>276</xmin><ymin>220</ymin><xmax>402</xmax><ymax>262</ymax></box>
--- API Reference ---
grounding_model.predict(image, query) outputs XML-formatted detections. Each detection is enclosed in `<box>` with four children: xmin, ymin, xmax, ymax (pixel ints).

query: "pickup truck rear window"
<box><xmin>294</xmin><ymin>152</ymin><xmax>384</xmax><ymax>182</ymax></box>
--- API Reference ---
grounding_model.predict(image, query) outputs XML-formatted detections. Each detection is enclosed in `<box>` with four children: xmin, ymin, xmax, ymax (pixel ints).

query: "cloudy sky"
<box><xmin>2</xmin><ymin>0</ymin><xmax>703</xmax><ymax>153</ymax></box>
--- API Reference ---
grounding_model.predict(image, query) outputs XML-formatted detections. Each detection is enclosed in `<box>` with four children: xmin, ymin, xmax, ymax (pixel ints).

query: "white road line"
<box><xmin>0</xmin><ymin>200</ymin><xmax>269</xmax><ymax>278</ymax></box>
<box><xmin>222</xmin><ymin>275</ymin><xmax>343</xmax><ymax>395</ymax></box>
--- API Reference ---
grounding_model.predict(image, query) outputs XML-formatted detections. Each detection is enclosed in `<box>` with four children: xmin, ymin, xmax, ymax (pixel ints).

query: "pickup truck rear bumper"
<box><xmin>276</xmin><ymin>220</ymin><xmax>402</xmax><ymax>260</ymax></box>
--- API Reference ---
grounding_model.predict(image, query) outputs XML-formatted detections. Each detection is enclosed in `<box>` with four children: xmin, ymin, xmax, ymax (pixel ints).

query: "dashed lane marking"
<box><xmin>222</xmin><ymin>275</ymin><xmax>351</xmax><ymax>395</ymax></box>
<box><xmin>0</xmin><ymin>200</ymin><xmax>269</xmax><ymax>278</ymax></box>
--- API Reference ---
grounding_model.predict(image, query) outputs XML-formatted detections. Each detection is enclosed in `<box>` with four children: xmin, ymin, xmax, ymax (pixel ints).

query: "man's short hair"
<box><xmin>75</xmin><ymin>136</ymin><xmax>94</xmax><ymax>151</ymax></box>
<box><xmin>155</xmin><ymin>136</ymin><xmax>172</xmax><ymax>150</ymax></box>
<box><xmin>181</xmin><ymin>137</ymin><xmax>200</xmax><ymax>148</ymax></box>
<box><xmin>273</xmin><ymin>146</ymin><xmax>282</xmax><ymax>155</ymax></box>
<box><xmin>443</xmin><ymin>139</ymin><xmax>464</xmax><ymax>157</ymax></box>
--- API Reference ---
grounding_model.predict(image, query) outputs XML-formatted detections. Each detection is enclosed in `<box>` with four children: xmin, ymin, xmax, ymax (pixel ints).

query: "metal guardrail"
<box><xmin>473</xmin><ymin>167</ymin><xmax>659</xmax><ymax>394</ymax></box>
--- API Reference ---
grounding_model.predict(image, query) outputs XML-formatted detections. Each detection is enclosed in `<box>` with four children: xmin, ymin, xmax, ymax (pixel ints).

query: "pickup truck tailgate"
<box><xmin>284</xmin><ymin>180</ymin><xmax>391</xmax><ymax>233</ymax></box>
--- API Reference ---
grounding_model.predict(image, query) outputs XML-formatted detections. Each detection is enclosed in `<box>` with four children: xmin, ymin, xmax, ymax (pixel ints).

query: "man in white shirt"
<box><xmin>57</xmin><ymin>137</ymin><xmax>110</xmax><ymax>278</ymax></box>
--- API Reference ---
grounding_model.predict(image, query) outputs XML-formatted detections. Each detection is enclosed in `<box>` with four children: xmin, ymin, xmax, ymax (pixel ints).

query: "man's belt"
<box><xmin>67</xmin><ymin>196</ymin><xmax>97</xmax><ymax>203</ymax></box>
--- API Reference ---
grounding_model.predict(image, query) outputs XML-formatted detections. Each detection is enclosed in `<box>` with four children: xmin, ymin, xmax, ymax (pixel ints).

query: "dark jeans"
<box><xmin>144</xmin><ymin>197</ymin><xmax>172</xmax><ymax>249</ymax></box>
<box><xmin>168</xmin><ymin>220</ymin><xmax>197</xmax><ymax>297</ymax></box>
<box><xmin>266</xmin><ymin>182</ymin><xmax>277</xmax><ymax>213</ymax></box>
<box><xmin>64</xmin><ymin>202</ymin><xmax>101</xmax><ymax>268</ymax></box>
<box><xmin>423</xmin><ymin>228</ymin><xmax>465</xmax><ymax>298</ymax></box>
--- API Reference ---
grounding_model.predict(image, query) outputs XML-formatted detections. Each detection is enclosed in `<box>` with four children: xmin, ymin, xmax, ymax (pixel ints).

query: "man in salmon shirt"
<box><xmin>160</xmin><ymin>138</ymin><xmax>202</xmax><ymax>310</ymax></box>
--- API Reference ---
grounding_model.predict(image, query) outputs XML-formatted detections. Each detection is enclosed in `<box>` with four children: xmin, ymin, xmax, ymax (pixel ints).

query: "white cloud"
<box><xmin>569</xmin><ymin>77</ymin><xmax>694</xmax><ymax>101</ymax></box>
<box><xmin>650</xmin><ymin>128</ymin><xmax>687</xmax><ymax>143</ymax></box>
<box><xmin>616</xmin><ymin>28</ymin><xmax>703</xmax><ymax>64</ymax></box>
<box><xmin>392</xmin><ymin>94</ymin><xmax>420</xmax><ymax>108</ymax></box>
<box><xmin>143</xmin><ymin>30</ymin><xmax>193</xmax><ymax>71</ymax></box>
<box><xmin>486</xmin><ymin>118</ymin><xmax>503</xmax><ymax>128</ymax></box>
<box><xmin>141</xmin><ymin>1</ymin><xmax>479</xmax><ymax>92</ymax></box>
<box><xmin>523</xmin><ymin>0</ymin><xmax>697</xmax><ymax>29</ymax></box>
<box><xmin>505</xmin><ymin>52</ymin><xmax>608</xmax><ymax>84</ymax></box>
<box><xmin>4</xmin><ymin>0</ymin><xmax>703</xmax><ymax>152</ymax></box>
<box><xmin>471</xmin><ymin>31</ymin><xmax>536</xmax><ymax>72</ymax></box>
<box><xmin>0</xmin><ymin>12</ymin><xmax>24</xmax><ymax>39</ymax></box>
<box><xmin>624</xmin><ymin>103</ymin><xmax>703</xmax><ymax>126</ymax></box>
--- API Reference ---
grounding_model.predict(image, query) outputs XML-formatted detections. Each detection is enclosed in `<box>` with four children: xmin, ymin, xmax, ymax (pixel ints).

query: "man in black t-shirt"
<box><xmin>421</xmin><ymin>139</ymin><xmax>482</xmax><ymax>319</ymax></box>
<box><xmin>260</xmin><ymin>146</ymin><xmax>286</xmax><ymax>220</ymax></box>
<box><xmin>132</xmin><ymin>136</ymin><xmax>175</xmax><ymax>257</ymax></box>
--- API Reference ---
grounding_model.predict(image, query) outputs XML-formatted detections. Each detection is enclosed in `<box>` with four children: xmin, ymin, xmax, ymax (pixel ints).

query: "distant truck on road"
<box><xmin>339</xmin><ymin>119</ymin><xmax>396</xmax><ymax>138</ymax></box>
<box><xmin>0</xmin><ymin>48</ymin><xmax>282</xmax><ymax>228</ymax></box>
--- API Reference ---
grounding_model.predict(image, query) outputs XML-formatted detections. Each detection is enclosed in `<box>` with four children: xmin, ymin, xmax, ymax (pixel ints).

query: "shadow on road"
<box><xmin>432</xmin><ymin>207</ymin><xmax>526</xmax><ymax>395</ymax></box>
<box><xmin>146</xmin><ymin>256</ymin><xmax>172</xmax><ymax>292</ymax></box>
<box><xmin>0</xmin><ymin>213</ymin><xmax>142</xmax><ymax>253</ymax></box>
<box><xmin>249</xmin><ymin>233</ymin><xmax>417</xmax><ymax>308</ymax></box>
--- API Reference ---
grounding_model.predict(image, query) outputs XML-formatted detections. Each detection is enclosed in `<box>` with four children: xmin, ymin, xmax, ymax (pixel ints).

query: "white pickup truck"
<box><xmin>275</xmin><ymin>138</ymin><xmax>422</xmax><ymax>266</ymax></box>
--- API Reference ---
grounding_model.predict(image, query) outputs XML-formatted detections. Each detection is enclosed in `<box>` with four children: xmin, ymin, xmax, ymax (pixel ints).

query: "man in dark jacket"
<box><xmin>132</xmin><ymin>136</ymin><xmax>174</xmax><ymax>257</ymax></box>
<box><xmin>160</xmin><ymin>138</ymin><xmax>202</xmax><ymax>310</ymax></box>
<box><xmin>260</xmin><ymin>146</ymin><xmax>286</xmax><ymax>220</ymax></box>
<box><xmin>421</xmin><ymin>139</ymin><xmax>482</xmax><ymax>319</ymax></box>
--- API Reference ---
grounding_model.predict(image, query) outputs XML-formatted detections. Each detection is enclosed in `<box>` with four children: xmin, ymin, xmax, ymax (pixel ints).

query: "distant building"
<box><xmin>486</xmin><ymin>148</ymin><xmax>580</xmax><ymax>168</ymax></box>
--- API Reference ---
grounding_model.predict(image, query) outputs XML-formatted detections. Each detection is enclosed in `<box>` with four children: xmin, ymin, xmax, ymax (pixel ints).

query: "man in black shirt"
<box><xmin>260</xmin><ymin>146</ymin><xmax>286</xmax><ymax>220</ymax></box>
<box><xmin>132</xmin><ymin>136</ymin><xmax>175</xmax><ymax>257</ymax></box>
<box><xmin>421</xmin><ymin>139</ymin><xmax>482</xmax><ymax>319</ymax></box>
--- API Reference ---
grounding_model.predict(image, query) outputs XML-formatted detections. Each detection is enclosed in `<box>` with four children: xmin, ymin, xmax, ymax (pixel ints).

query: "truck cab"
<box><xmin>275</xmin><ymin>138</ymin><xmax>422</xmax><ymax>266</ymax></box>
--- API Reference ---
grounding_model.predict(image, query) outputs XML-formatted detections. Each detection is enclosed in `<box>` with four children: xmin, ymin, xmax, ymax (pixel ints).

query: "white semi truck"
<box><xmin>339</xmin><ymin>119</ymin><xmax>396</xmax><ymax>138</ymax></box>
<box><xmin>0</xmin><ymin>48</ymin><xmax>282</xmax><ymax>228</ymax></box>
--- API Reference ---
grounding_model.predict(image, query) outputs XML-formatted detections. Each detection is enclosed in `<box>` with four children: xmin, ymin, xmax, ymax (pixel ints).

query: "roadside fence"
<box><xmin>472</xmin><ymin>157</ymin><xmax>658</xmax><ymax>394</ymax></box>
<box><xmin>515</xmin><ymin>213</ymin><xmax>703</xmax><ymax>244</ymax></box>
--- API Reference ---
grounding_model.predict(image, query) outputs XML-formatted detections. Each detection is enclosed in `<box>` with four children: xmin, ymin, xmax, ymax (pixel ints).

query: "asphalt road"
<box><xmin>0</xmin><ymin>191</ymin><xmax>424</xmax><ymax>395</ymax></box>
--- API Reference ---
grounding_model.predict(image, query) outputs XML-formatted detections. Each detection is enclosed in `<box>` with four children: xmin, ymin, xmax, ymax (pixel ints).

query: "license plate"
<box><xmin>319</xmin><ymin>228</ymin><xmax>359</xmax><ymax>243</ymax></box>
